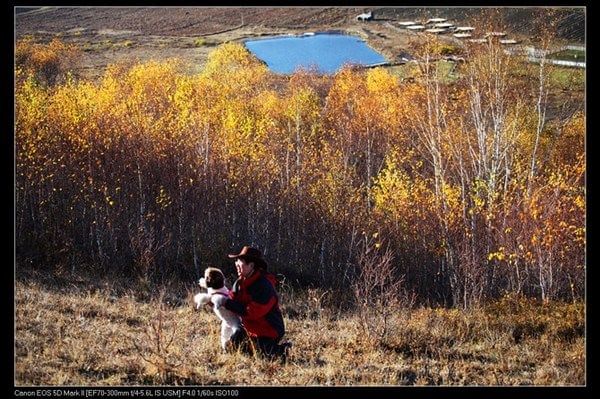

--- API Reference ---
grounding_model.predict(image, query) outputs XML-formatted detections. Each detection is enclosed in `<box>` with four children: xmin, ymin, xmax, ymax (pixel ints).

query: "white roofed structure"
<box><xmin>406</xmin><ymin>25</ymin><xmax>425</xmax><ymax>31</ymax></box>
<box><xmin>356</xmin><ymin>11</ymin><xmax>373</xmax><ymax>21</ymax></box>
<box><xmin>425</xmin><ymin>28</ymin><xmax>448</xmax><ymax>34</ymax></box>
<box><xmin>468</xmin><ymin>38</ymin><xmax>488</xmax><ymax>43</ymax></box>
<box><xmin>426</xmin><ymin>18</ymin><xmax>447</xmax><ymax>24</ymax></box>
<box><xmin>433</xmin><ymin>23</ymin><xmax>454</xmax><ymax>28</ymax></box>
<box><xmin>455</xmin><ymin>26</ymin><xmax>475</xmax><ymax>32</ymax></box>
<box><xmin>453</xmin><ymin>33</ymin><xmax>472</xmax><ymax>38</ymax></box>
<box><xmin>399</xmin><ymin>21</ymin><xmax>417</xmax><ymax>26</ymax></box>
<box><xmin>499</xmin><ymin>39</ymin><xmax>519</xmax><ymax>44</ymax></box>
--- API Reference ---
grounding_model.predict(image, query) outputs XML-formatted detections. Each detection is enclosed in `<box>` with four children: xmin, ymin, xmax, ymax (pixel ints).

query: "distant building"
<box><xmin>399</xmin><ymin>21</ymin><xmax>417</xmax><ymax>26</ymax></box>
<box><xmin>426</xmin><ymin>17</ymin><xmax>447</xmax><ymax>24</ymax></box>
<box><xmin>485</xmin><ymin>31</ymin><xmax>507</xmax><ymax>37</ymax></box>
<box><xmin>455</xmin><ymin>26</ymin><xmax>475</xmax><ymax>32</ymax></box>
<box><xmin>433</xmin><ymin>22</ymin><xmax>454</xmax><ymax>29</ymax></box>
<box><xmin>406</xmin><ymin>25</ymin><xmax>425</xmax><ymax>31</ymax></box>
<box><xmin>356</xmin><ymin>11</ymin><xmax>373</xmax><ymax>21</ymax></box>
<box><xmin>425</xmin><ymin>28</ymin><xmax>448</xmax><ymax>34</ymax></box>
<box><xmin>397</xmin><ymin>51</ymin><xmax>415</xmax><ymax>63</ymax></box>
<box><xmin>444</xmin><ymin>55</ymin><xmax>466</xmax><ymax>63</ymax></box>
<box><xmin>453</xmin><ymin>33</ymin><xmax>473</xmax><ymax>38</ymax></box>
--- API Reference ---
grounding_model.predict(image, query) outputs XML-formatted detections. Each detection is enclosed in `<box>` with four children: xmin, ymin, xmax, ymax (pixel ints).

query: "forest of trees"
<box><xmin>15</xmin><ymin>33</ymin><xmax>585</xmax><ymax>308</ymax></box>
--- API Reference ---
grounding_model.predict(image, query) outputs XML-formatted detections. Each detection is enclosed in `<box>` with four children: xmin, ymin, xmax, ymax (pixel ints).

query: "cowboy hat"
<box><xmin>228</xmin><ymin>246</ymin><xmax>267</xmax><ymax>270</ymax></box>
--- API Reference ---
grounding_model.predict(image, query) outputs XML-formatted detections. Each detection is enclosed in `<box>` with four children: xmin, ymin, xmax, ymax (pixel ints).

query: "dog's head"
<box><xmin>199</xmin><ymin>267</ymin><xmax>226</xmax><ymax>290</ymax></box>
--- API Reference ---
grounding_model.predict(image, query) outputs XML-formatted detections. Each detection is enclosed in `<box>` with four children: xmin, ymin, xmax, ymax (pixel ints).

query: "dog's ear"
<box><xmin>206</xmin><ymin>269</ymin><xmax>225</xmax><ymax>289</ymax></box>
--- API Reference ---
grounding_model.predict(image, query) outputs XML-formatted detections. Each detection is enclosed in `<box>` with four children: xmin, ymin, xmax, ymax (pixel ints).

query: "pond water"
<box><xmin>244</xmin><ymin>33</ymin><xmax>387</xmax><ymax>74</ymax></box>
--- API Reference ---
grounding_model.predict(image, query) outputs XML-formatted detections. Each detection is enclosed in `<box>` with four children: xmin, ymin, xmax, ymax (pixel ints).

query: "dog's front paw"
<box><xmin>211</xmin><ymin>295</ymin><xmax>228</xmax><ymax>309</ymax></box>
<box><xmin>194</xmin><ymin>293</ymin><xmax>211</xmax><ymax>309</ymax></box>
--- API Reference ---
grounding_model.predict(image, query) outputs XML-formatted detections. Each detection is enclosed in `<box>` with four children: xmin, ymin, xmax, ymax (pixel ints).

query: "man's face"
<box><xmin>235</xmin><ymin>258</ymin><xmax>254</xmax><ymax>278</ymax></box>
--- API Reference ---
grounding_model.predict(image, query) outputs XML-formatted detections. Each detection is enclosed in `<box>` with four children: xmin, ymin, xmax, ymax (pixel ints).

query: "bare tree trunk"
<box><xmin>203</xmin><ymin>124</ymin><xmax>210</xmax><ymax>175</ymax></box>
<box><xmin>136</xmin><ymin>159</ymin><xmax>146</xmax><ymax>226</ymax></box>
<box><xmin>176</xmin><ymin>162</ymin><xmax>183</xmax><ymax>264</ymax></box>
<box><xmin>319</xmin><ymin>237</ymin><xmax>326</xmax><ymax>282</ymax></box>
<box><xmin>88</xmin><ymin>151</ymin><xmax>104</xmax><ymax>266</ymax></box>
<box><xmin>366</xmin><ymin>126</ymin><xmax>372</xmax><ymax>211</ymax></box>
<box><xmin>191</xmin><ymin>224</ymin><xmax>200</xmax><ymax>280</ymax></box>
<box><xmin>527</xmin><ymin>56</ymin><xmax>548</xmax><ymax>197</ymax></box>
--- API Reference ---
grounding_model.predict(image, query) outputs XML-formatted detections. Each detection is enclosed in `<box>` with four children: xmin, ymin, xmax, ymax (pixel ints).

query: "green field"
<box><xmin>386</xmin><ymin>59</ymin><xmax>459</xmax><ymax>84</ymax></box>
<box><xmin>548</xmin><ymin>49</ymin><xmax>585</xmax><ymax>62</ymax></box>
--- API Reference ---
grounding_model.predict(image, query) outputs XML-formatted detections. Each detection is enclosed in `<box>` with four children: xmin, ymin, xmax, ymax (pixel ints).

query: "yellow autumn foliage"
<box><xmin>15</xmin><ymin>38</ymin><xmax>585</xmax><ymax>303</ymax></box>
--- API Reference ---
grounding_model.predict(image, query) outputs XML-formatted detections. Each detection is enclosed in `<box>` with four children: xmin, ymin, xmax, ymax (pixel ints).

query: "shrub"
<box><xmin>15</xmin><ymin>37</ymin><xmax>80</xmax><ymax>85</ymax></box>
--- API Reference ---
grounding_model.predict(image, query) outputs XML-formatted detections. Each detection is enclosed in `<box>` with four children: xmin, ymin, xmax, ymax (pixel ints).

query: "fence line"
<box><xmin>502</xmin><ymin>45</ymin><xmax>585</xmax><ymax>69</ymax></box>
<box><xmin>527</xmin><ymin>58</ymin><xmax>586</xmax><ymax>68</ymax></box>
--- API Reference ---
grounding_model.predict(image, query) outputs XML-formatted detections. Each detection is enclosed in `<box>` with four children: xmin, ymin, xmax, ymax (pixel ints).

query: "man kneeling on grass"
<box><xmin>211</xmin><ymin>246</ymin><xmax>291</xmax><ymax>362</ymax></box>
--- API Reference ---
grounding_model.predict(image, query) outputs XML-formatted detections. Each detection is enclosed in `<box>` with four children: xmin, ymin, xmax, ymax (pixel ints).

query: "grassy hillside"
<box><xmin>15</xmin><ymin>275</ymin><xmax>584</xmax><ymax>386</ymax></box>
<box><xmin>15</xmin><ymin>7</ymin><xmax>585</xmax><ymax>44</ymax></box>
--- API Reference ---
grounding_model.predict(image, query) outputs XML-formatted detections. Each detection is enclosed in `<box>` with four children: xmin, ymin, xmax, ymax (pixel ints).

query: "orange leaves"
<box><xmin>363</xmin><ymin>68</ymin><xmax>402</xmax><ymax>132</ymax></box>
<box><xmin>204</xmin><ymin>42</ymin><xmax>265</xmax><ymax>75</ymax></box>
<box><xmin>371</xmin><ymin>153</ymin><xmax>411</xmax><ymax>216</ymax></box>
<box><xmin>326</xmin><ymin>67</ymin><xmax>401</xmax><ymax>133</ymax></box>
<box><xmin>550</xmin><ymin>111</ymin><xmax>585</xmax><ymax>168</ymax></box>
<box><xmin>371</xmin><ymin>150</ymin><xmax>436</xmax><ymax>238</ymax></box>
<box><xmin>15</xmin><ymin>39</ymin><xmax>585</xmax><ymax>302</ymax></box>
<box><xmin>16</xmin><ymin>37</ymin><xmax>80</xmax><ymax>85</ymax></box>
<box><xmin>15</xmin><ymin>73</ymin><xmax>50</xmax><ymax>134</ymax></box>
<box><xmin>306</xmin><ymin>144</ymin><xmax>360</xmax><ymax>221</ymax></box>
<box><xmin>487</xmin><ymin>248</ymin><xmax>506</xmax><ymax>262</ymax></box>
<box><xmin>202</xmin><ymin>42</ymin><xmax>269</xmax><ymax>101</ymax></box>
<box><xmin>365</xmin><ymin>67</ymin><xmax>399</xmax><ymax>96</ymax></box>
<box><xmin>155</xmin><ymin>186</ymin><xmax>172</xmax><ymax>210</ymax></box>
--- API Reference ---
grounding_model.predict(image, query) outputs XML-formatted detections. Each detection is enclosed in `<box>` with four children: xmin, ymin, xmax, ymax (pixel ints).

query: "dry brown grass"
<box><xmin>15</xmin><ymin>278</ymin><xmax>584</xmax><ymax>386</ymax></box>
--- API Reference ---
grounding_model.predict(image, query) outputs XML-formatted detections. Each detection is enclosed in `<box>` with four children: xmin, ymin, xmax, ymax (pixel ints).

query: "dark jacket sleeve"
<box><xmin>224</xmin><ymin>298</ymin><xmax>247</xmax><ymax>315</ymax></box>
<box><xmin>225</xmin><ymin>277</ymin><xmax>276</xmax><ymax>320</ymax></box>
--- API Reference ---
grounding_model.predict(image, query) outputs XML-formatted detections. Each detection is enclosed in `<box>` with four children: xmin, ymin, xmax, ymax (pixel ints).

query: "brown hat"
<box><xmin>228</xmin><ymin>246</ymin><xmax>267</xmax><ymax>270</ymax></box>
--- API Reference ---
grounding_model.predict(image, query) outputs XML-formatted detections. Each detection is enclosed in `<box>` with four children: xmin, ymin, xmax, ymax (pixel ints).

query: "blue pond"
<box><xmin>244</xmin><ymin>33</ymin><xmax>387</xmax><ymax>74</ymax></box>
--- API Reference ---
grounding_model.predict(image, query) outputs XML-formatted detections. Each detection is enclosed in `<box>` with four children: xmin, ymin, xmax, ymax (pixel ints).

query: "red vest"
<box><xmin>230</xmin><ymin>270</ymin><xmax>284</xmax><ymax>339</ymax></box>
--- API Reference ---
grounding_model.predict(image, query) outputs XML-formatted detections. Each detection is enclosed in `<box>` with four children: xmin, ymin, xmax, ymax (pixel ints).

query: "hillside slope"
<box><xmin>16</xmin><ymin>7</ymin><xmax>585</xmax><ymax>43</ymax></box>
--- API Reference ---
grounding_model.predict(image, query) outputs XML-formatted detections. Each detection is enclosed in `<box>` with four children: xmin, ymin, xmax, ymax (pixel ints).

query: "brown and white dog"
<box><xmin>194</xmin><ymin>267</ymin><xmax>241</xmax><ymax>350</ymax></box>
